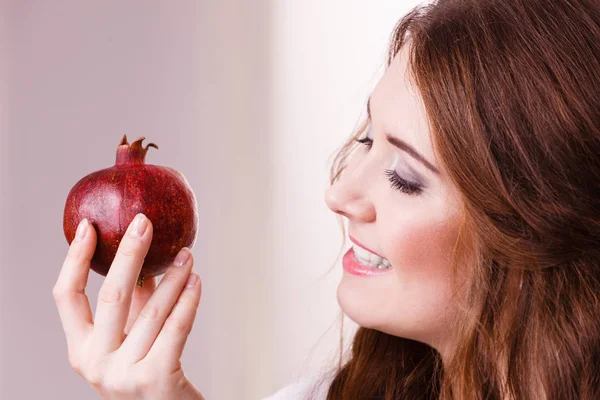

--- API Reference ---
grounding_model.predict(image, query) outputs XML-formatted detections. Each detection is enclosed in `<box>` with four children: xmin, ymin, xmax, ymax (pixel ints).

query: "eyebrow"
<box><xmin>367</xmin><ymin>96</ymin><xmax>440</xmax><ymax>175</ymax></box>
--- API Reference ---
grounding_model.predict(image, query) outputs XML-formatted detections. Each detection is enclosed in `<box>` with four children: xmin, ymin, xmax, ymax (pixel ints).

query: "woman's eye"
<box><xmin>354</xmin><ymin>135</ymin><xmax>423</xmax><ymax>196</ymax></box>
<box><xmin>384</xmin><ymin>169</ymin><xmax>423</xmax><ymax>195</ymax></box>
<box><xmin>355</xmin><ymin>136</ymin><xmax>373</xmax><ymax>151</ymax></box>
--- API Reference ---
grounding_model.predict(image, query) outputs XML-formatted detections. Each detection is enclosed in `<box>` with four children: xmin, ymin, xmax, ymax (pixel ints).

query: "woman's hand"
<box><xmin>53</xmin><ymin>213</ymin><xmax>205</xmax><ymax>400</ymax></box>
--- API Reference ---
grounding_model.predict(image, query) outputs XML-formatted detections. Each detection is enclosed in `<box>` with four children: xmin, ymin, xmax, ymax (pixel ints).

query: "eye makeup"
<box><xmin>355</xmin><ymin>127</ymin><xmax>424</xmax><ymax>196</ymax></box>
<box><xmin>385</xmin><ymin>152</ymin><xmax>424</xmax><ymax>195</ymax></box>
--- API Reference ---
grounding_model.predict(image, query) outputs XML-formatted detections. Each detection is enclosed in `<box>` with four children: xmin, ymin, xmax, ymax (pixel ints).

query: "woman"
<box><xmin>53</xmin><ymin>0</ymin><xmax>600</xmax><ymax>398</ymax></box>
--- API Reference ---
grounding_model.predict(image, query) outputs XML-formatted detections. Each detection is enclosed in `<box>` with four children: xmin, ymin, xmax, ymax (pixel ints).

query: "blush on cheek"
<box><xmin>389</xmin><ymin>219</ymin><xmax>460</xmax><ymax>281</ymax></box>
<box><xmin>385</xmin><ymin>218</ymin><xmax>463</xmax><ymax>337</ymax></box>
<box><xmin>374</xmin><ymin>223</ymin><xmax>462</xmax><ymax>345</ymax></box>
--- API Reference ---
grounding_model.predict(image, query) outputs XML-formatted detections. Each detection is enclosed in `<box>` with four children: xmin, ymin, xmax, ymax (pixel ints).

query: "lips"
<box><xmin>342</xmin><ymin>247</ymin><xmax>393</xmax><ymax>276</ymax></box>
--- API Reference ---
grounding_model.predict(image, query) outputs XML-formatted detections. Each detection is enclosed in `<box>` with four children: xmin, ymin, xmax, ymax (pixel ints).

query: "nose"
<box><xmin>324</xmin><ymin>170</ymin><xmax>376</xmax><ymax>222</ymax></box>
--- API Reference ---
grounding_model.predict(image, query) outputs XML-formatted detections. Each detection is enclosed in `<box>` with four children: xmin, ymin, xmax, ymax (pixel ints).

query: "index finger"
<box><xmin>91</xmin><ymin>213</ymin><xmax>153</xmax><ymax>355</ymax></box>
<box><xmin>53</xmin><ymin>218</ymin><xmax>96</xmax><ymax>348</ymax></box>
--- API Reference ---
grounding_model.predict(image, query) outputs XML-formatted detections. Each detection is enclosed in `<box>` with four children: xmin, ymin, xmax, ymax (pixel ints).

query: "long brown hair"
<box><xmin>314</xmin><ymin>0</ymin><xmax>600</xmax><ymax>398</ymax></box>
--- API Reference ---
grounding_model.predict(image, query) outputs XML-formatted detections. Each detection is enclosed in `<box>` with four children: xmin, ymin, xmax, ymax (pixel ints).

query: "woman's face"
<box><xmin>324</xmin><ymin>44</ymin><xmax>465</xmax><ymax>353</ymax></box>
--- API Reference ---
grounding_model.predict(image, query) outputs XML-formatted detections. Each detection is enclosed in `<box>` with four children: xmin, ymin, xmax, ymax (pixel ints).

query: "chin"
<box><xmin>336</xmin><ymin>278</ymin><xmax>387</xmax><ymax>331</ymax></box>
<box><xmin>336</xmin><ymin>277</ymin><xmax>439</xmax><ymax>346</ymax></box>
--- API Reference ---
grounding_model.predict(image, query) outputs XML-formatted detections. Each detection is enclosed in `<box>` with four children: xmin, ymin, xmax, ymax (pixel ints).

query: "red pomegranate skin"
<box><xmin>63</xmin><ymin>136</ymin><xmax>199</xmax><ymax>281</ymax></box>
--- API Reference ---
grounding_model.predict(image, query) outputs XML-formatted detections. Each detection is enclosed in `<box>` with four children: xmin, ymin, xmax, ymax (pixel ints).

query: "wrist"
<box><xmin>180</xmin><ymin>378</ymin><xmax>205</xmax><ymax>400</ymax></box>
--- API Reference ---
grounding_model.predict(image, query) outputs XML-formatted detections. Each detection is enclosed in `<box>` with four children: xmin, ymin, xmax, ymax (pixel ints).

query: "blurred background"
<box><xmin>0</xmin><ymin>1</ymin><xmax>421</xmax><ymax>398</ymax></box>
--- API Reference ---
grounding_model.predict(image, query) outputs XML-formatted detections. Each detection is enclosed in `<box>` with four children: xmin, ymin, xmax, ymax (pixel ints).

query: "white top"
<box><xmin>262</xmin><ymin>375</ymin><xmax>332</xmax><ymax>400</ymax></box>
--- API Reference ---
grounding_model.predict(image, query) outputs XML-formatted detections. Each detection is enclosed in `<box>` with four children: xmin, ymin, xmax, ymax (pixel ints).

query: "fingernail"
<box><xmin>130</xmin><ymin>214</ymin><xmax>148</xmax><ymax>237</ymax></box>
<box><xmin>75</xmin><ymin>219</ymin><xmax>88</xmax><ymax>241</ymax></box>
<box><xmin>185</xmin><ymin>273</ymin><xmax>198</xmax><ymax>289</ymax></box>
<box><xmin>174</xmin><ymin>248</ymin><xmax>191</xmax><ymax>267</ymax></box>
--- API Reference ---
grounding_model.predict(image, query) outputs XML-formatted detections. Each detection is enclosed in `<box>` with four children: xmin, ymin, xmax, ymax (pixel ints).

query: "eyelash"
<box><xmin>355</xmin><ymin>136</ymin><xmax>423</xmax><ymax>195</ymax></box>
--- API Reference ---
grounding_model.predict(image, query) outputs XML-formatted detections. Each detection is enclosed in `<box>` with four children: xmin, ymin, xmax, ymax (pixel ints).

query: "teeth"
<box><xmin>352</xmin><ymin>244</ymin><xmax>392</xmax><ymax>269</ymax></box>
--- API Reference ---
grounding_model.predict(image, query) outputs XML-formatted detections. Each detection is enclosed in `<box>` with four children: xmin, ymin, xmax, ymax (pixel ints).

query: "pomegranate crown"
<box><xmin>115</xmin><ymin>135</ymin><xmax>159</xmax><ymax>166</ymax></box>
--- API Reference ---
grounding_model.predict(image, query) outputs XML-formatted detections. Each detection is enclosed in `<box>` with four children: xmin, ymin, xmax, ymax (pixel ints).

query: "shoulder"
<box><xmin>262</xmin><ymin>378</ymin><xmax>313</xmax><ymax>400</ymax></box>
<box><xmin>262</xmin><ymin>374</ymin><xmax>333</xmax><ymax>400</ymax></box>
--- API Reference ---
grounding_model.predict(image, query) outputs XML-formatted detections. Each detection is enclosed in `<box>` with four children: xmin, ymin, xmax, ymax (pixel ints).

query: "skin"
<box><xmin>53</xmin><ymin>213</ymin><xmax>206</xmax><ymax>399</ymax></box>
<box><xmin>324</xmin><ymin>44</ymin><xmax>466</xmax><ymax>357</ymax></box>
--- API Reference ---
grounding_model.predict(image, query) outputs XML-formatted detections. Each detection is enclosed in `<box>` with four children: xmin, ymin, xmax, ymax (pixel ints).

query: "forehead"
<box><xmin>370</xmin><ymin>45</ymin><xmax>437</xmax><ymax>169</ymax></box>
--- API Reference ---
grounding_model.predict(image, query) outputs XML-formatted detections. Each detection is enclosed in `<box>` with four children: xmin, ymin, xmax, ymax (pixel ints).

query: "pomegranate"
<box><xmin>63</xmin><ymin>135</ymin><xmax>199</xmax><ymax>287</ymax></box>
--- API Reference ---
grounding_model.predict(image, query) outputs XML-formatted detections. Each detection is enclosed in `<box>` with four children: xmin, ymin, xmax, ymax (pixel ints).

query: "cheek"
<box><xmin>378</xmin><ymin>217</ymin><xmax>462</xmax><ymax>340</ymax></box>
<box><xmin>388</xmin><ymin>219</ymin><xmax>459</xmax><ymax>286</ymax></box>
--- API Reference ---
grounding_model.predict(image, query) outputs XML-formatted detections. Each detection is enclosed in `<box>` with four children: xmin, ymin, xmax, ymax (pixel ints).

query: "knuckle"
<box><xmin>65</xmin><ymin>246</ymin><xmax>88</xmax><ymax>265</ymax></box>
<box><xmin>84</xmin><ymin>366</ymin><xmax>104</xmax><ymax>388</ymax></box>
<box><xmin>116</xmin><ymin>243</ymin><xmax>140</xmax><ymax>259</ymax></box>
<box><xmin>135</xmin><ymin>371</ymin><xmax>156</xmax><ymax>392</ymax></box>
<box><xmin>52</xmin><ymin>286</ymin><xmax>66</xmax><ymax>301</ymax></box>
<box><xmin>180</xmin><ymin>295</ymin><xmax>200</xmax><ymax>315</ymax></box>
<box><xmin>66</xmin><ymin>246</ymin><xmax>83</xmax><ymax>260</ymax></box>
<box><xmin>53</xmin><ymin>287</ymin><xmax>83</xmax><ymax>305</ymax></box>
<box><xmin>166</xmin><ymin>318</ymin><xmax>192</xmax><ymax>336</ymax></box>
<box><xmin>182</xmin><ymin>292</ymin><xmax>200</xmax><ymax>309</ymax></box>
<box><xmin>139</xmin><ymin>305</ymin><xmax>160</xmax><ymax>322</ymax></box>
<box><xmin>160</xmin><ymin>273</ymin><xmax>180</xmax><ymax>285</ymax></box>
<box><xmin>86</xmin><ymin>365</ymin><xmax>135</xmax><ymax>395</ymax></box>
<box><xmin>68</xmin><ymin>353</ymin><xmax>83</xmax><ymax>376</ymax></box>
<box><xmin>103</xmin><ymin>376</ymin><xmax>127</xmax><ymax>394</ymax></box>
<box><xmin>98</xmin><ymin>282</ymin><xmax>126</xmax><ymax>305</ymax></box>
